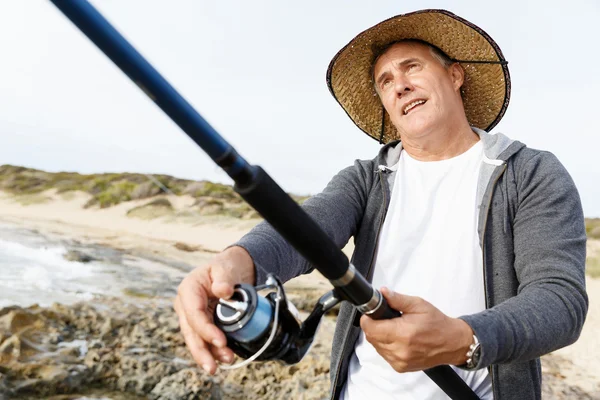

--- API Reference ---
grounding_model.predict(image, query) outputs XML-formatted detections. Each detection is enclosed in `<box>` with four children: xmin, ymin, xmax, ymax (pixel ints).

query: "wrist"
<box><xmin>451</xmin><ymin>318</ymin><xmax>475</xmax><ymax>366</ymax></box>
<box><xmin>219</xmin><ymin>246</ymin><xmax>256</xmax><ymax>285</ymax></box>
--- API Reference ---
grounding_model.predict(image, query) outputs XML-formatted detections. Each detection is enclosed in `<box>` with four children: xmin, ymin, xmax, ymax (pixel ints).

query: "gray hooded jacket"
<box><xmin>235</xmin><ymin>129</ymin><xmax>588</xmax><ymax>399</ymax></box>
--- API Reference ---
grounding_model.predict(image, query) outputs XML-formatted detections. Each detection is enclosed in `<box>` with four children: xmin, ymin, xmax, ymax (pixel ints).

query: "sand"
<box><xmin>0</xmin><ymin>189</ymin><xmax>598</xmax><ymax>397</ymax></box>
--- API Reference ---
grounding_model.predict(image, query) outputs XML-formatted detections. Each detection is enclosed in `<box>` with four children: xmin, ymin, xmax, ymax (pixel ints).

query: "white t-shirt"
<box><xmin>341</xmin><ymin>140</ymin><xmax>493</xmax><ymax>400</ymax></box>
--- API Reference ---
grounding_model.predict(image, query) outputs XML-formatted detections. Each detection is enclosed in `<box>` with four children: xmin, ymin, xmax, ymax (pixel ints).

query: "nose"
<box><xmin>394</xmin><ymin>76</ymin><xmax>413</xmax><ymax>98</ymax></box>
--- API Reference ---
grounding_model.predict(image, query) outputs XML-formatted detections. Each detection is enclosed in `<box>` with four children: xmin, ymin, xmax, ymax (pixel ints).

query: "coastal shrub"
<box><xmin>183</xmin><ymin>181</ymin><xmax>208</xmax><ymax>197</ymax></box>
<box><xmin>86</xmin><ymin>178</ymin><xmax>111</xmax><ymax>195</ymax></box>
<box><xmin>586</xmin><ymin>257</ymin><xmax>600</xmax><ymax>278</ymax></box>
<box><xmin>292</xmin><ymin>195</ymin><xmax>310</xmax><ymax>205</ymax></box>
<box><xmin>193</xmin><ymin>182</ymin><xmax>239</xmax><ymax>201</ymax></box>
<box><xmin>86</xmin><ymin>181</ymin><xmax>137</xmax><ymax>208</ymax></box>
<box><xmin>120</xmin><ymin>173</ymin><xmax>148</xmax><ymax>184</ymax></box>
<box><xmin>152</xmin><ymin>175</ymin><xmax>187</xmax><ymax>196</ymax></box>
<box><xmin>0</xmin><ymin>164</ymin><xmax>305</xmax><ymax>215</ymax></box>
<box><xmin>144</xmin><ymin>198</ymin><xmax>173</xmax><ymax>208</ymax></box>
<box><xmin>0</xmin><ymin>164</ymin><xmax>26</xmax><ymax>176</ymax></box>
<box><xmin>194</xmin><ymin>198</ymin><xmax>225</xmax><ymax>215</ymax></box>
<box><xmin>1</xmin><ymin>174</ymin><xmax>49</xmax><ymax>193</ymax></box>
<box><xmin>194</xmin><ymin>198</ymin><xmax>223</xmax><ymax>207</ymax></box>
<box><xmin>131</xmin><ymin>181</ymin><xmax>162</xmax><ymax>200</ymax></box>
<box><xmin>585</xmin><ymin>218</ymin><xmax>600</xmax><ymax>240</ymax></box>
<box><xmin>126</xmin><ymin>197</ymin><xmax>174</xmax><ymax>219</ymax></box>
<box><xmin>224</xmin><ymin>203</ymin><xmax>257</xmax><ymax>219</ymax></box>
<box><xmin>53</xmin><ymin>172</ymin><xmax>87</xmax><ymax>193</ymax></box>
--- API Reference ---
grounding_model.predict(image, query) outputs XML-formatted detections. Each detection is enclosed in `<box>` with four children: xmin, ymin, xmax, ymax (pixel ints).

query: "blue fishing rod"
<box><xmin>48</xmin><ymin>1</ymin><xmax>479</xmax><ymax>399</ymax></box>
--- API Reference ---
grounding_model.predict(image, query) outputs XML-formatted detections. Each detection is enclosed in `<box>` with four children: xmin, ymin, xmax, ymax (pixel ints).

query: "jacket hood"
<box><xmin>375</xmin><ymin>128</ymin><xmax>526</xmax><ymax>169</ymax></box>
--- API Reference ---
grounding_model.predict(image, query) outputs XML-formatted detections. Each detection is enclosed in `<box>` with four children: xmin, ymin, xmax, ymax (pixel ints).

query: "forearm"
<box><xmin>234</xmin><ymin>220</ymin><xmax>310</xmax><ymax>285</ymax></box>
<box><xmin>460</xmin><ymin>277</ymin><xmax>587</xmax><ymax>368</ymax></box>
<box><xmin>234</xmin><ymin>161</ymin><xmax>371</xmax><ymax>285</ymax></box>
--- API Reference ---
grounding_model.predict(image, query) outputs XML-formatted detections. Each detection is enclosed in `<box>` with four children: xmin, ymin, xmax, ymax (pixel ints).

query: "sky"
<box><xmin>0</xmin><ymin>0</ymin><xmax>599</xmax><ymax>217</ymax></box>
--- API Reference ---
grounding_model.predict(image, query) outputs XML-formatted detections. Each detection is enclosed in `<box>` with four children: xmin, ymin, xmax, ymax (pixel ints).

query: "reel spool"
<box><xmin>214</xmin><ymin>275</ymin><xmax>339</xmax><ymax>368</ymax></box>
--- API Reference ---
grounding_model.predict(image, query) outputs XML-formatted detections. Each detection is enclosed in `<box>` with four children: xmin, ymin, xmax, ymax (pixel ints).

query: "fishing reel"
<box><xmin>214</xmin><ymin>274</ymin><xmax>340</xmax><ymax>368</ymax></box>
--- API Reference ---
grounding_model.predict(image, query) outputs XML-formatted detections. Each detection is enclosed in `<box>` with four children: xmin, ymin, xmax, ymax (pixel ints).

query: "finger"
<box><xmin>360</xmin><ymin>314</ymin><xmax>398</xmax><ymax>344</ymax></box>
<box><xmin>177</xmin><ymin>274</ymin><xmax>228</xmax><ymax>348</ymax></box>
<box><xmin>380</xmin><ymin>287</ymin><xmax>423</xmax><ymax>313</ymax></box>
<box><xmin>176</xmin><ymin>296</ymin><xmax>219</xmax><ymax>374</ymax></box>
<box><xmin>211</xmin><ymin>343</ymin><xmax>235</xmax><ymax>365</ymax></box>
<box><xmin>209</xmin><ymin>264</ymin><xmax>236</xmax><ymax>299</ymax></box>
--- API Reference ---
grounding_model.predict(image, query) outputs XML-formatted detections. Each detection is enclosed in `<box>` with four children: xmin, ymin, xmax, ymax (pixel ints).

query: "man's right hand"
<box><xmin>174</xmin><ymin>245</ymin><xmax>255</xmax><ymax>375</ymax></box>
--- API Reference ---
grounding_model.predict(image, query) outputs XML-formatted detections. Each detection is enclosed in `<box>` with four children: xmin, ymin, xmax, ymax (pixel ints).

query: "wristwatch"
<box><xmin>459</xmin><ymin>334</ymin><xmax>481</xmax><ymax>370</ymax></box>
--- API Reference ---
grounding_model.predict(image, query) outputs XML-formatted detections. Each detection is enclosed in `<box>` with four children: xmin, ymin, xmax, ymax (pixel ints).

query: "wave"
<box><xmin>0</xmin><ymin>237</ymin><xmax>99</xmax><ymax>307</ymax></box>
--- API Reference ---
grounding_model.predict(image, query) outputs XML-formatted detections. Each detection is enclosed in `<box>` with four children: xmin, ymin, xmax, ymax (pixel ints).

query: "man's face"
<box><xmin>373</xmin><ymin>42</ymin><xmax>465</xmax><ymax>140</ymax></box>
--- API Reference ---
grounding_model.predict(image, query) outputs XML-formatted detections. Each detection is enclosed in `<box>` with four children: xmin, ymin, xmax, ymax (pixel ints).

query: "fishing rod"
<box><xmin>47</xmin><ymin>1</ymin><xmax>479</xmax><ymax>399</ymax></box>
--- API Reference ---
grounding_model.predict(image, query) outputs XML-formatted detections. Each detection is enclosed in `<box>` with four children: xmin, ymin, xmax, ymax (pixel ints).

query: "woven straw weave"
<box><xmin>326</xmin><ymin>10</ymin><xmax>510</xmax><ymax>143</ymax></box>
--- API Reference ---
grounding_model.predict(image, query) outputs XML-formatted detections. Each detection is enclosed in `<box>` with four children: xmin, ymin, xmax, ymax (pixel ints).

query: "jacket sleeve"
<box><xmin>461</xmin><ymin>151</ymin><xmax>588</xmax><ymax>368</ymax></box>
<box><xmin>233</xmin><ymin>160</ymin><xmax>372</xmax><ymax>285</ymax></box>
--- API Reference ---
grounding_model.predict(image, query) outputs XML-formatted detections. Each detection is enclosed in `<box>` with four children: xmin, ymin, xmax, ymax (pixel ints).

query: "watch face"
<box><xmin>470</xmin><ymin>344</ymin><xmax>481</xmax><ymax>368</ymax></box>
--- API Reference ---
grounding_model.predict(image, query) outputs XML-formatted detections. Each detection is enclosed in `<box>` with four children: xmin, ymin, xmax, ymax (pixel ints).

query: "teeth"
<box><xmin>404</xmin><ymin>100</ymin><xmax>425</xmax><ymax>115</ymax></box>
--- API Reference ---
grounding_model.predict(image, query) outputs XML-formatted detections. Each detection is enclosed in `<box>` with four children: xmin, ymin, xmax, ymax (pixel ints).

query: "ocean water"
<box><xmin>0</xmin><ymin>222</ymin><xmax>185</xmax><ymax>308</ymax></box>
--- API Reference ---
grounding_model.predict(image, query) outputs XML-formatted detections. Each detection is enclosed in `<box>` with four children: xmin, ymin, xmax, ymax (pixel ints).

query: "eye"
<box><xmin>381</xmin><ymin>79</ymin><xmax>393</xmax><ymax>90</ymax></box>
<box><xmin>407</xmin><ymin>63</ymin><xmax>419</xmax><ymax>71</ymax></box>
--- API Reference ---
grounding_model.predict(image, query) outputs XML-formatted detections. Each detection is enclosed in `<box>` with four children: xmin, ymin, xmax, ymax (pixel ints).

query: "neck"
<box><xmin>400</xmin><ymin>122</ymin><xmax>479</xmax><ymax>161</ymax></box>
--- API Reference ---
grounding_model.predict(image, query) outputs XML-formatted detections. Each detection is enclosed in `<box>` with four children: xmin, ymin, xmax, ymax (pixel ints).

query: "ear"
<box><xmin>449</xmin><ymin>63</ymin><xmax>465</xmax><ymax>92</ymax></box>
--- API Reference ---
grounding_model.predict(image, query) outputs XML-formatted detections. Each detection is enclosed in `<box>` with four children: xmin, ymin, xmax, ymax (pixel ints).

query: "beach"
<box><xmin>0</xmin><ymin>188</ymin><xmax>598</xmax><ymax>399</ymax></box>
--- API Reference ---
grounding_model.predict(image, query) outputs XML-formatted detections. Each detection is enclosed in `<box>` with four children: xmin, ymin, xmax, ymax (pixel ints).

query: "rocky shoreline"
<box><xmin>0</xmin><ymin>295</ymin><xmax>597</xmax><ymax>400</ymax></box>
<box><xmin>0</xmin><ymin>295</ymin><xmax>334</xmax><ymax>400</ymax></box>
<box><xmin>0</xmin><ymin>198</ymin><xmax>597</xmax><ymax>399</ymax></box>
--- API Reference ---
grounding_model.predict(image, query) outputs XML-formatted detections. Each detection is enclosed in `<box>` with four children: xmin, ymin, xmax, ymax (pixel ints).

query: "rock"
<box><xmin>99</xmin><ymin>317</ymin><xmax>123</xmax><ymax>339</ymax></box>
<box><xmin>0</xmin><ymin>309</ymin><xmax>42</xmax><ymax>333</ymax></box>
<box><xmin>11</xmin><ymin>364</ymin><xmax>91</xmax><ymax>397</ymax></box>
<box><xmin>150</xmin><ymin>368</ymin><xmax>221</xmax><ymax>400</ymax></box>
<box><xmin>173</xmin><ymin>242</ymin><xmax>201</xmax><ymax>252</ymax></box>
<box><xmin>0</xmin><ymin>371</ymin><xmax>9</xmax><ymax>400</ymax></box>
<box><xmin>3</xmin><ymin>296</ymin><xmax>595</xmax><ymax>400</ymax></box>
<box><xmin>0</xmin><ymin>335</ymin><xmax>21</xmax><ymax>364</ymax></box>
<box><xmin>63</xmin><ymin>250</ymin><xmax>96</xmax><ymax>263</ymax></box>
<box><xmin>115</xmin><ymin>352</ymin><xmax>183</xmax><ymax>395</ymax></box>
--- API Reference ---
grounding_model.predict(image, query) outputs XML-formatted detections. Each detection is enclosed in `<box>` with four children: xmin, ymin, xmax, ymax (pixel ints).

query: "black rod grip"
<box><xmin>367</xmin><ymin>296</ymin><xmax>479</xmax><ymax>399</ymax></box>
<box><xmin>366</xmin><ymin>295</ymin><xmax>401</xmax><ymax>320</ymax></box>
<box><xmin>234</xmin><ymin>166</ymin><xmax>350</xmax><ymax>282</ymax></box>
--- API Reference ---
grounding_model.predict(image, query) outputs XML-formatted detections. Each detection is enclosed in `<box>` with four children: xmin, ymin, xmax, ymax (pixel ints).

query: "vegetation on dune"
<box><xmin>0</xmin><ymin>164</ymin><xmax>308</xmax><ymax>219</ymax></box>
<box><xmin>585</xmin><ymin>218</ymin><xmax>600</xmax><ymax>240</ymax></box>
<box><xmin>585</xmin><ymin>218</ymin><xmax>600</xmax><ymax>278</ymax></box>
<box><xmin>126</xmin><ymin>198</ymin><xmax>175</xmax><ymax>220</ymax></box>
<box><xmin>587</xmin><ymin>257</ymin><xmax>600</xmax><ymax>279</ymax></box>
<box><xmin>2</xmin><ymin>164</ymin><xmax>600</xmax><ymax>277</ymax></box>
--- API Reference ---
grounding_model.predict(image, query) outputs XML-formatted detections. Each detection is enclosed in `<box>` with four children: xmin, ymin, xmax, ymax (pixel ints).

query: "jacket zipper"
<box><xmin>330</xmin><ymin>169</ymin><xmax>389</xmax><ymax>399</ymax></box>
<box><xmin>479</xmin><ymin>163</ymin><xmax>507</xmax><ymax>400</ymax></box>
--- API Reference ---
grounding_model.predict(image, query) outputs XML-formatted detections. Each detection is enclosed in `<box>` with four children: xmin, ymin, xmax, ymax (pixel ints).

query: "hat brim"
<box><xmin>326</xmin><ymin>9</ymin><xmax>511</xmax><ymax>143</ymax></box>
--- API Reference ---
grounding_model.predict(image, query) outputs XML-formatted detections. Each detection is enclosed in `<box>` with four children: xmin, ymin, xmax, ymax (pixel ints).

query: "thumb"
<box><xmin>210</xmin><ymin>265</ymin><xmax>236</xmax><ymax>299</ymax></box>
<box><xmin>380</xmin><ymin>287</ymin><xmax>423</xmax><ymax>313</ymax></box>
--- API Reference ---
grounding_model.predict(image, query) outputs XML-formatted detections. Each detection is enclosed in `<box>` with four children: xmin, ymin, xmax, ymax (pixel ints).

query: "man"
<box><xmin>174</xmin><ymin>10</ymin><xmax>587</xmax><ymax>399</ymax></box>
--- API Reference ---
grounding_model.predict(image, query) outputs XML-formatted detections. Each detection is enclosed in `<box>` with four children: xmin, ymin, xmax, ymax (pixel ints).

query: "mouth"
<box><xmin>403</xmin><ymin>99</ymin><xmax>427</xmax><ymax>115</ymax></box>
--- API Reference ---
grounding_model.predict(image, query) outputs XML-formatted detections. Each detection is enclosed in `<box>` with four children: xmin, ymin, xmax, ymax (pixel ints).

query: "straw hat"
<box><xmin>326</xmin><ymin>9</ymin><xmax>510</xmax><ymax>143</ymax></box>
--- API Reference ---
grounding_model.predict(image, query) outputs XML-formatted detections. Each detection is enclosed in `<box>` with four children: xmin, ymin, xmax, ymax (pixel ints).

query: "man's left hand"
<box><xmin>360</xmin><ymin>287</ymin><xmax>474</xmax><ymax>373</ymax></box>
